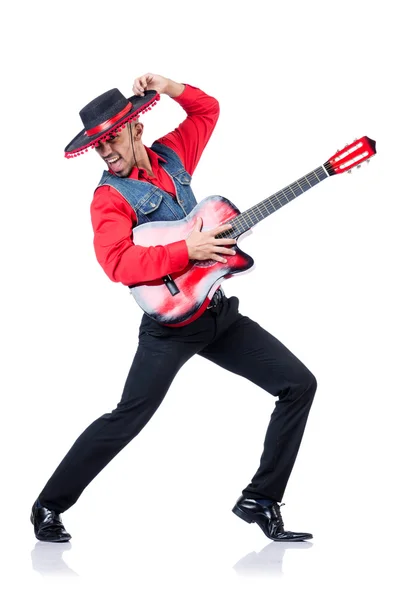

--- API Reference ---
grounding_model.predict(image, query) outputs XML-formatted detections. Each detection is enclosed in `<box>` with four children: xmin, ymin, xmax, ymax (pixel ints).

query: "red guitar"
<box><xmin>128</xmin><ymin>136</ymin><xmax>377</xmax><ymax>326</ymax></box>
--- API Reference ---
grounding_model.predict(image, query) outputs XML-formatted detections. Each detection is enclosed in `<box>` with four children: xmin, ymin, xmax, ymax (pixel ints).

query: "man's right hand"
<box><xmin>132</xmin><ymin>73</ymin><xmax>184</xmax><ymax>98</ymax></box>
<box><xmin>186</xmin><ymin>217</ymin><xmax>237</xmax><ymax>263</ymax></box>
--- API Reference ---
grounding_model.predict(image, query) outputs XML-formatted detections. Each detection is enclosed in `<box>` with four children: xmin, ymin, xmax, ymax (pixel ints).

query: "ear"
<box><xmin>134</xmin><ymin>122</ymin><xmax>144</xmax><ymax>141</ymax></box>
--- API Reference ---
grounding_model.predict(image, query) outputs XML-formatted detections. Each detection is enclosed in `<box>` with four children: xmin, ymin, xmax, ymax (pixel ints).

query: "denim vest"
<box><xmin>95</xmin><ymin>142</ymin><xmax>197</xmax><ymax>224</ymax></box>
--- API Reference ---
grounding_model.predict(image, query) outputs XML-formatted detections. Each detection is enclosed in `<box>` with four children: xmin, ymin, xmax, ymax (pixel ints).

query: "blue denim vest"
<box><xmin>96</xmin><ymin>142</ymin><xmax>197</xmax><ymax>224</ymax></box>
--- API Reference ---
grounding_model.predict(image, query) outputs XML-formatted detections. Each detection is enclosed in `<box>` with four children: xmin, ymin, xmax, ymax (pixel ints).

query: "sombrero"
<box><xmin>64</xmin><ymin>88</ymin><xmax>159</xmax><ymax>158</ymax></box>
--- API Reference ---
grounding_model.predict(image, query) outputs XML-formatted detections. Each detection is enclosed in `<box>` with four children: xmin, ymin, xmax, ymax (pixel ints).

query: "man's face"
<box><xmin>95</xmin><ymin>124</ymin><xmax>135</xmax><ymax>177</ymax></box>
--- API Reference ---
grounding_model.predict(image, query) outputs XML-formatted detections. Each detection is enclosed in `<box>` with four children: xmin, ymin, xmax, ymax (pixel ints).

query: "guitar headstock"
<box><xmin>325</xmin><ymin>136</ymin><xmax>376</xmax><ymax>175</ymax></box>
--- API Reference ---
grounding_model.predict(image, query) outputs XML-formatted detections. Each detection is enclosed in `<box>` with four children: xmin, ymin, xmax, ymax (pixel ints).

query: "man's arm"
<box><xmin>134</xmin><ymin>73</ymin><xmax>220</xmax><ymax>175</ymax></box>
<box><xmin>91</xmin><ymin>188</ymin><xmax>236</xmax><ymax>286</ymax></box>
<box><xmin>90</xmin><ymin>187</ymin><xmax>189</xmax><ymax>286</ymax></box>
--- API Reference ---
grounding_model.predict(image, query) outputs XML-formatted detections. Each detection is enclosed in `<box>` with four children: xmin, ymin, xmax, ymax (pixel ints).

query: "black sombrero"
<box><xmin>64</xmin><ymin>88</ymin><xmax>160</xmax><ymax>158</ymax></box>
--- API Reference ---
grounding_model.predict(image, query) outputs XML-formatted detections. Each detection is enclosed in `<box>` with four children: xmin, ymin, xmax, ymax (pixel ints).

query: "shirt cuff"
<box><xmin>167</xmin><ymin>240</ymin><xmax>190</xmax><ymax>273</ymax></box>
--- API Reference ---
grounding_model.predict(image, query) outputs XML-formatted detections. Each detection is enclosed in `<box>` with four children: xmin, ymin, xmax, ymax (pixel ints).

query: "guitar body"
<box><xmin>130</xmin><ymin>195</ymin><xmax>254</xmax><ymax>325</ymax></box>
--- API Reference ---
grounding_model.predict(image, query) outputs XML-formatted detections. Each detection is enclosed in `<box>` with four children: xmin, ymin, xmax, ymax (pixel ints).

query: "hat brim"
<box><xmin>64</xmin><ymin>90</ymin><xmax>160</xmax><ymax>158</ymax></box>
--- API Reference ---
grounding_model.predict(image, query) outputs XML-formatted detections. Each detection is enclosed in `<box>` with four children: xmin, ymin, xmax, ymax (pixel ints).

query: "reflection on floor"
<box><xmin>233</xmin><ymin>541</ymin><xmax>313</xmax><ymax>577</ymax></box>
<box><xmin>31</xmin><ymin>541</ymin><xmax>79</xmax><ymax>577</ymax></box>
<box><xmin>30</xmin><ymin>538</ymin><xmax>313</xmax><ymax>579</ymax></box>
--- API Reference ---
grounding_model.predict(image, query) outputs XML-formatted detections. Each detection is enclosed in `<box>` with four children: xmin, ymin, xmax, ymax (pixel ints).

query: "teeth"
<box><xmin>108</xmin><ymin>157</ymin><xmax>120</xmax><ymax>164</ymax></box>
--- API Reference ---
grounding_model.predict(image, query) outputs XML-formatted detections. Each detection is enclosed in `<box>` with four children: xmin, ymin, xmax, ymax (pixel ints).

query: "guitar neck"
<box><xmin>217</xmin><ymin>164</ymin><xmax>330</xmax><ymax>238</ymax></box>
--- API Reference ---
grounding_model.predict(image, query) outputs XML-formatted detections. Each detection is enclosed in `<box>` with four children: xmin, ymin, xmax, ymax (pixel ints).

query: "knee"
<box><xmin>300</xmin><ymin>369</ymin><xmax>317</xmax><ymax>399</ymax></box>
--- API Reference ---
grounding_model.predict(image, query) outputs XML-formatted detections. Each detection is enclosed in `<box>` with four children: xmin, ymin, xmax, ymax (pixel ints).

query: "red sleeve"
<box><xmin>156</xmin><ymin>84</ymin><xmax>220</xmax><ymax>175</ymax></box>
<box><xmin>90</xmin><ymin>186</ymin><xmax>189</xmax><ymax>286</ymax></box>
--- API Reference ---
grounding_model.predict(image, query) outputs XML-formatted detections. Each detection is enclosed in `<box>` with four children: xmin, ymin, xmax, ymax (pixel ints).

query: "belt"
<box><xmin>207</xmin><ymin>287</ymin><xmax>225</xmax><ymax>309</ymax></box>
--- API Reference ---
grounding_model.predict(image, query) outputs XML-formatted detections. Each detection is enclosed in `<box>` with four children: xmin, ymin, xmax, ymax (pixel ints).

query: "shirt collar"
<box><xmin>146</xmin><ymin>145</ymin><xmax>167</xmax><ymax>165</ymax></box>
<box><xmin>128</xmin><ymin>145</ymin><xmax>167</xmax><ymax>179</ymax></box>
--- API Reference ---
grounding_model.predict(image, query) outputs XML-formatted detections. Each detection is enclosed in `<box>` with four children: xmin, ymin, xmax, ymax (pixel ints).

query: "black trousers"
<box><xmin>38</xmin><ymin>295</ymin><xmax>317</xmax><ymax>513</ymax></box>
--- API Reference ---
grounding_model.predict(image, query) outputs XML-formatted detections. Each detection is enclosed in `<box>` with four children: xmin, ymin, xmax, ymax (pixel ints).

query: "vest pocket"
<box><xmin>137</xmin><ymin>191</ymin><xmax>164</xmax><ymax>215</ymax></box>
<box><xmin>173</xmin><ymin>171</ymin><xmax>191</xmax><ymax>186</ymax></box>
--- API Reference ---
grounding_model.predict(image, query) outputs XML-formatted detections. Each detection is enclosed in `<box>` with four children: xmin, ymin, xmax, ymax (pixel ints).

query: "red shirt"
<box><xmin>90</xmin><ymin>84</ymin><xmax>220</xmax><ymax>286</ymax></box>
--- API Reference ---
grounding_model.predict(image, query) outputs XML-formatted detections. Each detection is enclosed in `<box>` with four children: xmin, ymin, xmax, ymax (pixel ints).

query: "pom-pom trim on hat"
<box><xmin>64</xmin><ymin>95</ymin><xmax>160</xmax><ymax>158</ymax></box>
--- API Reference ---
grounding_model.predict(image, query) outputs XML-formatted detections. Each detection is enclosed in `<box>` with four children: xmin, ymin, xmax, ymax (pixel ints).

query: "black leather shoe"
<box><xmin>232</xmin><ymin>495</ymin><xmax>312</xmax><ymax>542</ymax></box>
<box><xmin>31</xmin><ymin>502</ymin><xmax>72</xmax><ymax>543</ymax></box>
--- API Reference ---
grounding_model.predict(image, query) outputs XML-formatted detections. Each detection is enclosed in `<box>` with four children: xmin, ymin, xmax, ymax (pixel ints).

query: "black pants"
<box><xmin>38</xmin><ymin>295</ymin><xmax>317</xmax><ymax>513</ymax></box>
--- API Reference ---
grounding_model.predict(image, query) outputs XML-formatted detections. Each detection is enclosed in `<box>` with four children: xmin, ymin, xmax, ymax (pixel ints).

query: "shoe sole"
<box><xmin>232</xmin><ymin>505</ymin><xmax>312</xmax><ymax>542</ymax></box>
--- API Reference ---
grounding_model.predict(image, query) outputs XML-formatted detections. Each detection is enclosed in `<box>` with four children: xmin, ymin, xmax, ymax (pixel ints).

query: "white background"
<box><xmin>1</xmin><ymin>0</ymin><xmax>396</xmax><ymax>598</ymax></box>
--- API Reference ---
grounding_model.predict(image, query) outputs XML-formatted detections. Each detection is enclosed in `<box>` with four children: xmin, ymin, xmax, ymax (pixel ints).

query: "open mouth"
<box><xmin>106</xmin><ymin>156</ymin><xmax>123</xmax><ymax>171</ymax></box>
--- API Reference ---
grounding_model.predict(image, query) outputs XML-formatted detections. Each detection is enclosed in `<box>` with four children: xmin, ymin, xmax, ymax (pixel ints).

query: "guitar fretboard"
<box><xmin>217</xmin><ymin>164</ymin><xmax>329</xmax><ymax>239</ymax></box>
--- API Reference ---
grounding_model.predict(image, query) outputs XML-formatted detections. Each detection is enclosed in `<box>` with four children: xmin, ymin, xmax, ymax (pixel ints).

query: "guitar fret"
<box><xmin>240</xmin><ymin>213</ymin><xmax>251</xmax><ymax>230</ymax></box>
<box><xmin>273</xmin><ymin>193</ymin><xmax>283</xmax><ymax>208</ymax></box>
<box><xmin>267</xmin><ymin>196</ymin><xmax>279</xmax><ymax>213</ymax></box>
<box><xmin>245</xmin><ymin>211</ymin><xmax>256</xmax><ymax>226</ymax></box>
<box><xmin>297</xmin><ymin>177</ymin><xmax>311</xmax><ymax>192</ymax></box>
<box><xmin>283</xmin><ymin>187</ymin><xmax>295</xmax><ymax>201</ymax></box>
<box><xmin>289</xmin><ymin>186</ymin><xmax>297</xmax><ymax>197</ymax></box>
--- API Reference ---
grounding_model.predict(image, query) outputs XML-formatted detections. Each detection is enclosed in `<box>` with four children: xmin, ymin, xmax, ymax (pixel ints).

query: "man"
<box><xmin>31</xmin><ymin>73</ymin><xmax>317</xmax><ymax>543</ymax></box>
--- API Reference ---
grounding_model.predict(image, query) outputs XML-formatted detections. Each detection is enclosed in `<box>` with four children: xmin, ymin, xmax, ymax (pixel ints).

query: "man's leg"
<box><xmin>199</xmin><ymin>303</ymin><xmax>317</xmax><ymax>503</ymax></box>
<box><xmin>37</xmin><ymin>325</ymin><xmax>205</xmax><ymax>515</ymax></box>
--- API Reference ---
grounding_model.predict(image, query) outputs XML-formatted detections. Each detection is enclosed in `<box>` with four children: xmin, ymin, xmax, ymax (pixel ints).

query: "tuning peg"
<box><xmin>336</xmin><ymin>149</ymin><xmax>340</xmax><ymax>152</ymax></box>
<box><xmin>366</xmin><ymin>159</ymin><xmax>371</xmax><ymax>163</ymax></box>
<box><xmin>347</xmin><ymin>170</ymin><xmax>352</xmax><ymax>174</ymax></box>
<box><xmin>356</xmin><ymin>164</ymin><xmax>361</xmax><ymax>169</ymax></box>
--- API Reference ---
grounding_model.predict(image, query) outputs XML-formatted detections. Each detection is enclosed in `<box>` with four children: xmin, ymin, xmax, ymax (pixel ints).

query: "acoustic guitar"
<box><xmin>128</xmin><ymin>136</ymin><xmax>376</xmax><ymax>326</ymax></box>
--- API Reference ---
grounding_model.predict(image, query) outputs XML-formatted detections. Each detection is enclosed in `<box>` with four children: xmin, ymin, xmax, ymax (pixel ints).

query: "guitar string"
<box><xmin>215</xmin><ymin>164</ymin><xmax>331</xmax><ymax>239</ymax></box>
